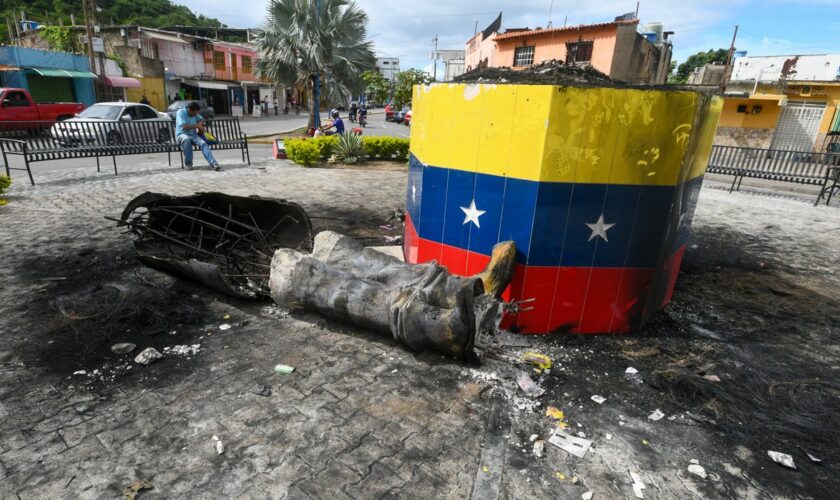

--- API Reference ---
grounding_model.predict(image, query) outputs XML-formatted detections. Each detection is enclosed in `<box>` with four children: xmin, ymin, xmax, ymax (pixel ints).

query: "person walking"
<box><xmin>140</xmin><ymin>95</ymin><xmax>150</xmax><ymax>105</ymax></box>
<box><xmin>176</xmin><ymin>101</ymin><xmax>221</xmax><ymax>171</ymax></box>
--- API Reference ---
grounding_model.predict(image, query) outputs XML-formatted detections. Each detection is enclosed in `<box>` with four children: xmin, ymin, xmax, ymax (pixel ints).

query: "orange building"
<box><xmin>465</xmin><ymin>15</ymin><xmax>672</xmax><ymax>85</ymax></box>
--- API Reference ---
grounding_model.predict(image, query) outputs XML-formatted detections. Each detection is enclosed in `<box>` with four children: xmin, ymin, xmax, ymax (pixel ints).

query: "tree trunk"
<box><xmin>307</xmin><ymin>75</ymin><xmax>316</xmax><ymax>130</ymax></box>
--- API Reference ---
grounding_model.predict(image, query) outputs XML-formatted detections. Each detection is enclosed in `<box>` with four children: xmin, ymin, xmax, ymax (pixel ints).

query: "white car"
<box><xmin>51</xmin><ymin>102</ymin><xmax>172</xmax><ymax>146</ymax></box>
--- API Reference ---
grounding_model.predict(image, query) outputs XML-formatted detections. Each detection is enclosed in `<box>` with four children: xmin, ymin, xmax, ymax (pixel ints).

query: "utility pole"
<box><xmin>721</xmin><ymin>25</ymin><xmax>739</xmax><ymax>91</ymax></box>
<box><xmin>432</xmin><ymin>34</ymin><xmax>439</xmax><ymax>81</ymax></box>
<box><xmin>82</xmin><ymin>0</ymin><xmax>96</xmax><ymax>76</ymax></box>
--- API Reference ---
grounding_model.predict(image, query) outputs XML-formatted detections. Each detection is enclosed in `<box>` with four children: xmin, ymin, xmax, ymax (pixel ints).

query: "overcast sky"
<box><xmin>180</xmin><ymin>0</ymin><xmax>839</xmax><ymax>75</ymax></box>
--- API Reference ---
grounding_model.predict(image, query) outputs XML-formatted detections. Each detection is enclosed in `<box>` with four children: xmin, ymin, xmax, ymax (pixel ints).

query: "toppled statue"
<box><xmin>270</xmin><ymin>231</ymin><xmax>516</xmax><ymax>362</ymax></box>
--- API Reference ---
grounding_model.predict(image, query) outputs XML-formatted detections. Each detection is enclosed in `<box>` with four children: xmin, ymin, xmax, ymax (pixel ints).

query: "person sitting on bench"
<box><xmin>175</xmin><ymin>101</ymin><xmax>221</xmax><ymax>171</ymax></box>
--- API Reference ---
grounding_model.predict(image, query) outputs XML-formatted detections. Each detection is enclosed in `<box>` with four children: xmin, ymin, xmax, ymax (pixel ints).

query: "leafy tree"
<box><xmin>254</xmin><ymin>0</ymin><xmax>375</xmax><ymax>129</ymax></box>
<box><xmin>1</xmin><ymin>0</ymin><xmax>224</xmax><ymax>43</ymax></box>
<box><xmin>40</xmin><ymin>26</ymin><xmax>76</xmax><ymax>52</ymax></box>
<box><xmin>671</xmin><ymin>48</ymin><xmax>729</xmax><ymax>84</ymax></box>
<box><xmin>360</xmin><ymin>70</ymin><xmax>391</xmax><ymax>106</ymax></box>
<box><xmin>392</xmin><ymin>69</ymin><xmax>432</xmax><ymax>109</ymax></box>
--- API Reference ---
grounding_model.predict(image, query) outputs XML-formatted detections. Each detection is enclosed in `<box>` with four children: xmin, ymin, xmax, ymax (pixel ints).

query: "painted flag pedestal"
<box><xmin>404</xmin><ymin>83</ymin><xmax>722</xmax><ymax>334</ymax></box>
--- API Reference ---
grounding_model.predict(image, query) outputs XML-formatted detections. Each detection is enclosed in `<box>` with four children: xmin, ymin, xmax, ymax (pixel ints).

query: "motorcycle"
<box><xmin>358</xmin><ymin>112</ymin><xmax>367</xmax><ymax>127</ymax></box>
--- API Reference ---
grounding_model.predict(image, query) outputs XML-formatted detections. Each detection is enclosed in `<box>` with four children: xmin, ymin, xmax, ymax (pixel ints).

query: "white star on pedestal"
<box><xmin>411</xmin><ymin>184</ymin><xmax>416</xmax><ymax>204</ymax></box>
<box><xmin>460</xmin><ymin>199</ymin><xmax>486</xmax><ymax>228</ymax></box>
<box><xmin>585</xmin><ymin>213</ymin><xmax>616</xmax><ymax>242</ymax></box>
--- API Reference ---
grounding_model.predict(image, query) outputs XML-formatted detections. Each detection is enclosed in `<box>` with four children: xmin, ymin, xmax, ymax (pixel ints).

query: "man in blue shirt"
<box><xmin>324</xmin><ymin>110</ymin><xmax>345</xmax><ymax>135</ymax></box>
<box><xmin>176</xmin><ymin>101</ymin><xmax>221</xmax><ymax>171</ymax></box>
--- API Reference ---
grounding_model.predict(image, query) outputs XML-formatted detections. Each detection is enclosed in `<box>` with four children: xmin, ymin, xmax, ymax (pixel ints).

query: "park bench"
<box><xmin>706</xmin><ymin>144</ymin><xmax>840</xmax><ymax>206</ymax></box>
<box><xmin>1</xmin><ymin>118</ymin><xmax>250</xmax><ymax>186</ymax></box>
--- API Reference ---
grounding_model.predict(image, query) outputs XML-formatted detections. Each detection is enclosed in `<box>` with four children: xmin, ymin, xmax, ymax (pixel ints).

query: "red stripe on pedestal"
<box><xmin>660</xmin><ymin>244</ymin><xmax>687</xmax><ymax>307</ymax></box>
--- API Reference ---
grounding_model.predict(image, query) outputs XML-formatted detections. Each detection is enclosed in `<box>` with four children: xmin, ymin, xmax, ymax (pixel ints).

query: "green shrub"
<box><xmin>0</xmin><ymin>175</ymin><xmax>10</xmax><ymax>206</ymax></box>
<box><xmin>362</xmin><ymin>137</ymin><xmax>410</xmax><ymax>161</ymax></box>
<box><xmin>285</xmin><ymin>138</ymin><xmax>321</xmax><ymax>167</ymax></box>
<box><xmin>313</xmin><ymin>135</ymin><xmax>338</xmax><ymax>160</ymax></box>
<box><xmin>329</xmin><ymin>132</ymin><xmax>365</xmax><ymax>164</ymax></box>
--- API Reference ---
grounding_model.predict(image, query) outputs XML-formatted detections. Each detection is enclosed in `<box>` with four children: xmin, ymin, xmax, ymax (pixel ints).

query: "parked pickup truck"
<box><xmin>0</xmin><ymin>88</ymin><xmax>85</xmax><ymax>124</ymax></box>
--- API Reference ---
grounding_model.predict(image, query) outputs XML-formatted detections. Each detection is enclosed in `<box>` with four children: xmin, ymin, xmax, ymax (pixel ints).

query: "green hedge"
<box><xmin>0</xmin><ymin>175</ymin><xmax>10</xmax><ymax>206</ymax></box>
<box><xmin>284</xmin><ymin>136</ymin><xmax>410</xmax><ymax>167</ymax></box>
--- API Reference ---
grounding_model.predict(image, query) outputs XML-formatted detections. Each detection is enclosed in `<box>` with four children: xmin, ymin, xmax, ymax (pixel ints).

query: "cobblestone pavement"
<box><xmin>1</xmin><ymin>154</ymin><xmax>838</xmax><ymax>499</ymax></box>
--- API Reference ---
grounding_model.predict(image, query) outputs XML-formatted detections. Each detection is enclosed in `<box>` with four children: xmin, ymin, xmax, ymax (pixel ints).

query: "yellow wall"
<box><xmin>410</xmin><ymin>83</ymin><xmax>721</xmax><ymax>187</ymax></box>
<box><xmin>719</xmin><ymin>85</ymin><xmax>840</xmax><ymax>135</ymax></box>
<box><xmin>719</xmin><ymin>98</ymin><xmax>781</xmax><ymax>129</ymax></box>
<box><xmin>126</xmin><ymin>78</ymin><xmax>167</xmax><ymax>112</ymax></box>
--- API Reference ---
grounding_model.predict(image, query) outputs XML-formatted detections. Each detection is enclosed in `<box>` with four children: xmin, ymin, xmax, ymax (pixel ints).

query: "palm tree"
<box><xmin>254</xmin><ymin>0</ymin><xmax>375</xmax><ymax>129</ymax></box>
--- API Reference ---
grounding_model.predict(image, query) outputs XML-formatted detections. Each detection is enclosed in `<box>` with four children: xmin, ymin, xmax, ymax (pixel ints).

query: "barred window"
<box><xmin>241</xmin><ymin>55</ymin><xmax>252</xmax><ymax>73</ymax></box>
<box><xmin>513</xmin><ymin>46</ymin><xmax>535</xmax><ymax>67</ymax></box>
<box><xmin>213</xmin><ymin>51</ymin><xmax>226</xmax><ymax>71</ymax></box>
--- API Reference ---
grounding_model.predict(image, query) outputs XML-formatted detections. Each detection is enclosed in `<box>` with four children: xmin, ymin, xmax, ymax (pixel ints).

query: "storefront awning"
<box><xmin>186</xmin><ymin>80</ymin><xmax>232</xmax><ymax>91</ymax></box>
<box><xmin>25</xmin><ymin>68</ymin><xmax>97</xmax><ymax>78</ymax></box>
<box><xmin>103</xmin><ymin>76</ymin><xmax>142</xmax><ymax>88</ymax></box>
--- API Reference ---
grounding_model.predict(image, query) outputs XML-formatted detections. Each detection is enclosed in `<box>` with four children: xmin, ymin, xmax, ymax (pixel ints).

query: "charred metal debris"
<box><xmin>114</xmin><ymin>192</ymin><xmax>313</xmax><ymax>299</ymax></box>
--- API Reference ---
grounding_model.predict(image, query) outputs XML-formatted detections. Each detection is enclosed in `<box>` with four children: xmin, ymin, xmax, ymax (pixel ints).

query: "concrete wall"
<box><xmin>610</xmin><ymin>24</ymin><xmax>668</xmax><ymax>84</ymax></box>
<box><xmin>495</xmin><ymin>25</ymin><xmax>618</xmax><ymax>76</ymax></box>
<box><xmin>714</xmin><ymin>126</ymin><xmax>774</xmax><ymax>148</ymax></box>
<box><xmin>732</xmin><ymin>54</ymin><xmax>840</xmax><ymax>83</ymax></box>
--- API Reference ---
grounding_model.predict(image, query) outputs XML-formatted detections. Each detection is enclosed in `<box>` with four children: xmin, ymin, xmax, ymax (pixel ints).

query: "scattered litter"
<box><xmin>223</xmin><ymin>313</ymin><xmax>231</xmax><ymax>320</ymax></box>
<box><xmin>529</xmin><ymin>434</ymin><xmax>539</xmax><ymax>442</ymax></box>
<box><xmin>555</xmin><ymin>471</ymin><xmax>566</xmax><ymax>480</ymax></box>
<box><xmin>582</xmin><ymin>492</ymin><xmax>593</xmax><ymax>500</ymax></box>
<box><xmin>807</xmin><ymin>453</ymin><xmax>821</xmax><ymax>463</ymax></box>
<box><xmin>625</xmin><ymin>367</ymin><xmax>643</xmax><ymax>385</ymax></box>
<box><xmin>690</xmin><ymin>459</ymin><xmax>699</xmax><ymax>464</ymax></box>
<box><xmin>545</xmin><ymin>406</ymin><xmax>565</xmax><ymax>420</ymax></box>
<box><xmin>384</xmin><ymin>235</ymin><xmax>403</xmax><ymax>244</ymax></box>
<box><xmin>703</xmin><ymin>374</ymin><xmax>721</xmax><ymax>382</ymax></box>
<box><xmin>122</xmin><ymin>480</ymin><xmax>153</xmax><ymax>500</ymax></box>
<box><xmin>577</xmin><ymin>432</ymin><xmax>587</xmax><ymax>438</ymax></box>
<box><xmin>521</xmin><ymin>352</ymin><xmax>552</xmax><ymax>372</ymax></box>
<box><xmin>688</xmin><ymin>463</ymin><xmax>707</xmax><ymax>479</ymax></box>
<box><xmin>606</xmin><ymin>433</ymin><xmax>612</xmax><ymax>440</ymax></box>
<box><xmin>219</xmin><ymin>324</ymin><xmax>232</xmax><ymax>331</ymax></box>
<box><xmin>482</xmin><ymin>465</ymin><xmax>491</xmax><ymax>475</ymax></box>
<box><xmin>517</xmin><ymin>371</ymin><xmax>545</xmax><ymax>397</ymax></box>
<box><xmin>591</xmin><ymin>395</ymin><xmax>606</xmax><ymax>405</ymax></box>
<box><xmin>251</xmin><ymin>385</ymin><xmax>272</xmax><ymax>397</ymax></box>
<box><xmin>686</xmin><ymin>411</ymin><xmax>717</xmax><ymax>425</ymax></box>
<box><xmin>767</xmin><ymin>451</ymin><xmax>796</xmax><ymax>469</ymax></box>
<box><xmin>533</xmin><ymin>439</ymin><xmax>545</xmax><ymax>458</ymax></box>
<box><xmin>212</xmin><ymin>435</ymin><xmax>224</xmax><ymax>455</ymax></box>
<box><xmin>630</xmin><ymin>472</ymin><xmax>646</xmax><ymax>498</ymax></box>
<box><xmin>111</xmin><ymin>343</ymin><xmax>136</xmax><ymax>355</ymax></box>
<box><xmin>621</xmin><ymin>346</ymin><xmax>661</xmax><ymax>360</ymax></box>
<box><xmin>641</xmin><ymin>439</ymin><xmax>649</xmax><ymax>446</ymax></box>
<box><xmin>648</xmin><ymin>409</ymin><xmax>665</xmax><ymax>421</ymax></box>
<box><xmin>548</xmin><ymin>431</ymin><xmax>592</xmax><ymax>458</ymax></box>
<box><xmin>73</xmin><ymin>370</ymin><xmax>87</xmax><ymax>376</ymax></box>
<box><xmin>169</xmin><ymin>344</ymin><xmax>201</xmax><ymax>356</ymax></box>
<box><xmin>571</xmin><ymin>476</ymin><xmax>579</xmax><ymax>484</ymax></box>
<box><xmin>134</xmin><ymin>348</ymin><xmax>163</xmax><ymax>366</ymax></box>
<box><xmin>391</xmin><ymin>369</ymin><xmax>398</xmax><ymax>373</ymax></box>
<box><xmin>274</xmin><ymin>364</ymin><xmax>295</xmax><ymax>374</ymax></box>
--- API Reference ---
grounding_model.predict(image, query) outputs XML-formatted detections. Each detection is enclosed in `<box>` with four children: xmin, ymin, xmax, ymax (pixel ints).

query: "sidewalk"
<box><xmin>1</xmin><ymin>153</ymin><xmax>838</xmax><ymax>498</ymax></box>
<box><xmin>236</xmin><ymin>110</ymin><xmax>385</xmax><ymax>138</ymax></box>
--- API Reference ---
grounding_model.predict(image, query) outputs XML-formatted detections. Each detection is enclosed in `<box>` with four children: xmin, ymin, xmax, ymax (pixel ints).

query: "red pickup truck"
<box><xmin>0</xmin><ymin>88</ymin><xmax>85</xmax><ymax>123</ymax></box>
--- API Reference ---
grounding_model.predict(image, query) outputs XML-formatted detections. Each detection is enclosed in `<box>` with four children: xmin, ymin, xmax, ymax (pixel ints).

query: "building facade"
<box><xmin>375</xmin><ymin>58</ymin><xmax>400</xmax><ymax>81</ymax></box>
<box><xmin>717</xmin><ymin>54</ymin><xmax>840</xmax><ymax>151</ymax></box>
<box><xmin>0</xmin><ymin>46</ymin><xmax>96</xmax><ymax>106</ymax></box>
<box><xmin>464</xmin><ymin>16</ymin><xmax>672</xmax><ymax>85</ymax></box>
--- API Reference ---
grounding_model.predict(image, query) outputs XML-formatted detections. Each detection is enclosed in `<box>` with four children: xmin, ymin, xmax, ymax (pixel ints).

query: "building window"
<box><xmin>513</xmin><ymin>46</ymin><xmax>535</xmax><ymax>67</ymax></box>
<box><xmin>213</xmin><ymin>51</ymin><xmax>226</xmax><ymax>71</ymax></box>
<box><xmin>241</xmin><ymin>55</ymin><xmax>252</xmax><ymax>73</ymax></box>
<box><xmin>565</xmin><ymin>41</ymin><xmax>593</xmax><ymax>63</ymax></box>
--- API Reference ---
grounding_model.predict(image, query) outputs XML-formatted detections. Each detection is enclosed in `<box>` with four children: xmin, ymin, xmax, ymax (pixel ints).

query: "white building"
<box><xmin>730</xmin><ymin>54</ymin><xmax>840</xmax><ymax>83</ymax></box>
<box><xmin>375</xmin><ymin>57</ymin><xmax>399</xmax><ymax>81</ymax></box>
<box><xmin>435</xmin><ymin>50</ymin><xmax>466</xmax><ymax>81</ymax></box>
